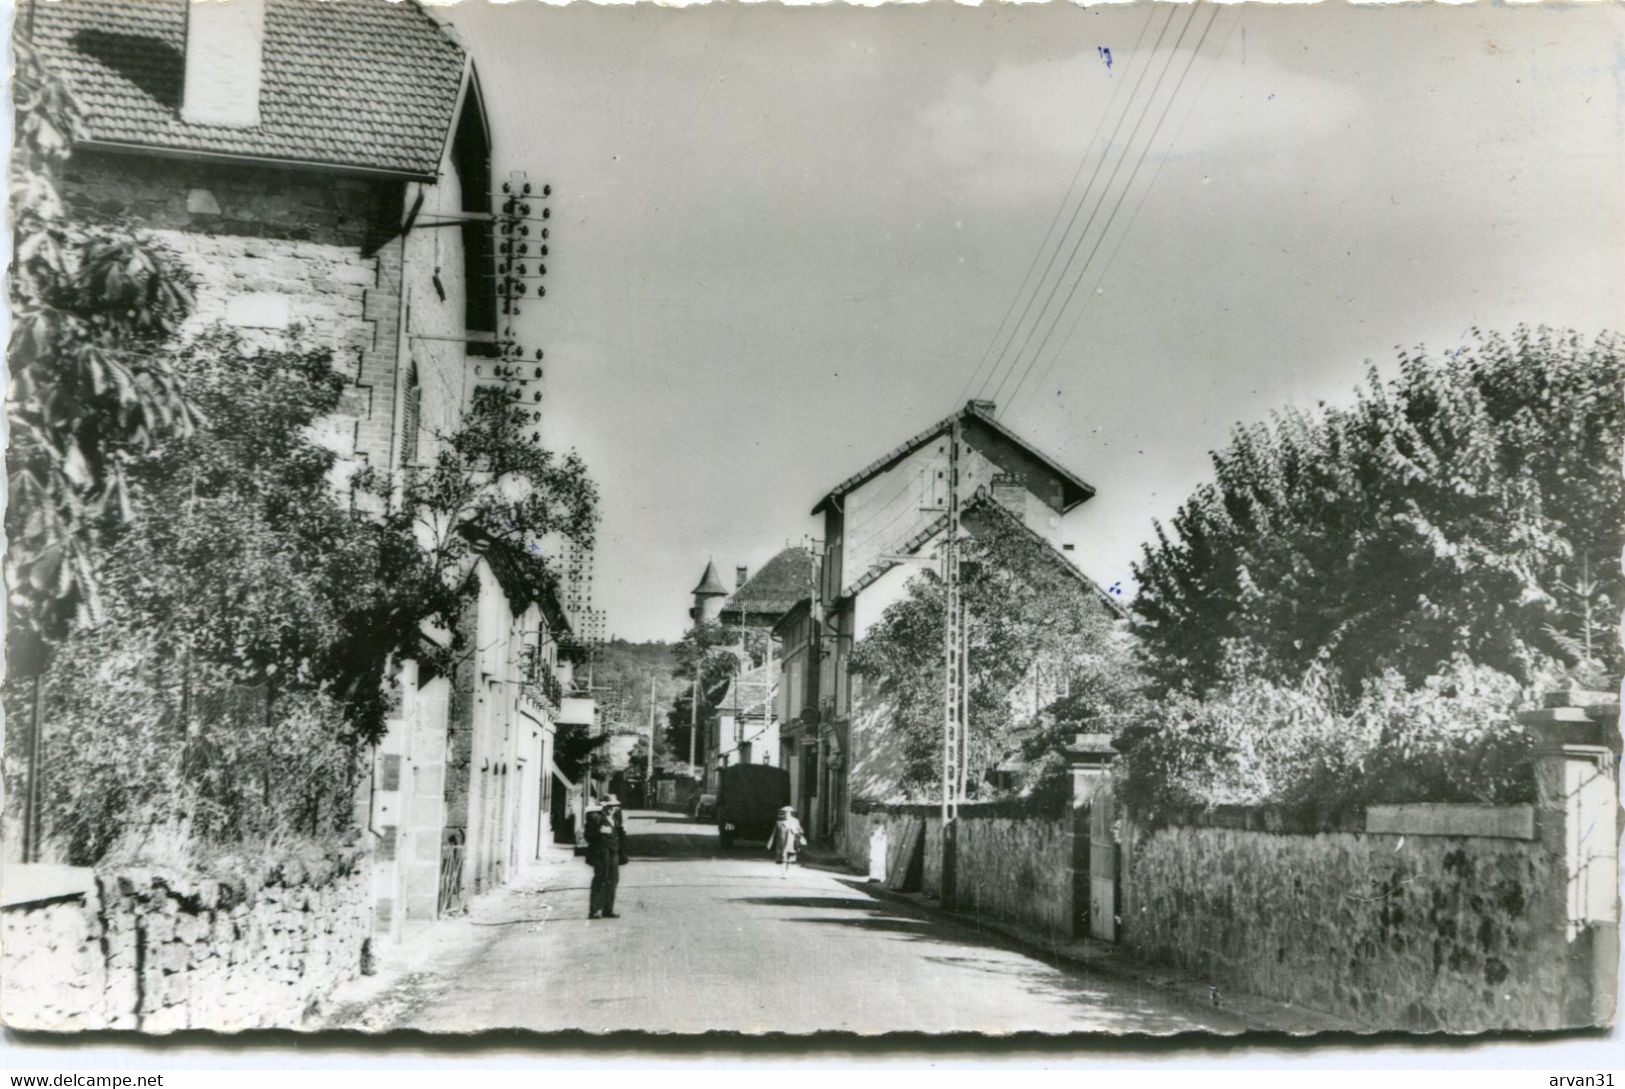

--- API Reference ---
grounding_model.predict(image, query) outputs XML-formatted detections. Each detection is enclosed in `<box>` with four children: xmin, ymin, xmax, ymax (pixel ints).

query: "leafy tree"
<box><xmin>7</xmin><ymin>37</ymin><xmax>197</xmax><ymax>663</ymax></box>
<box><xmin>849</xmin><ymin>510</ymin><xmax>1125</xmax><ymax>798</ymax></box>
<box><xmin>105</xmin><ymin>330</ymin><xmax>438</xmax><ymax>741</ymax></box>
<box><xmin>664</xmin><ymin>621</ymin><xmax>754</xmax><ymax>769</ymax></box>
<box><xmin>390</xmin><ymin>385</ymin><xmax>597</xmax><ymax>604</ymax></box>
<box><xmin>1133</xmin><ymin>327</ymin><xmax>1623</xmax><ymax>695</ymax></box>
<box><xmin>5</xmin><ymin>332</ymin><xmax>427</xmax><ymax>861</ymax></box>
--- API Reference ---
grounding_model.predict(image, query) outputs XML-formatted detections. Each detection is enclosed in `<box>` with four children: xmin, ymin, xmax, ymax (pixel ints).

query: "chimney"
<box><xmin>990</xmin><ymin>473</ymin><xmax>1026</xmax><ymax>517</ymax></box>
<box><xmin>736</xmin><ymin>566</ymin><xmax>749</xmax><ymax>590</ymax></box>
<box><xmin>182</xmin><ymin>0</ymin><xmax>268</xmax><ymax>128</ymax></box>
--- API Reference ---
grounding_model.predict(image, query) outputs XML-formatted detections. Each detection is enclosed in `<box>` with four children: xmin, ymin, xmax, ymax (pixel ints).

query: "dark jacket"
<box><xmin>584</xmin><ymin>807</ymin><xmax>627</xmax><ymax>867</ymax></box>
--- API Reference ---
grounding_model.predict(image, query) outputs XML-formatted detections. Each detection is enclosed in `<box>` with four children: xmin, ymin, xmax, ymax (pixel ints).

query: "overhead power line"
<box><xmin>974</xmin><ymin>5</ymin><xmax>1189</xmax><ymax>409</ymax></box>
<box><xmin>953</xmin><ymin>3</ymin><xmax>1164</xmax><ymax>409</ymax></box>
<box><xmin>1008</xmin><ymin>10</ymin><xmax>1241</xmax><ymax>420</ymax></box>
<box><xmin>985</xmin><ymin>1</ymin><xmax>1208</xmax><ymax>409</ymax></box>
<box><xmin>1000</xmin><ymin>3</ymin><xmax>1226</xmax><ymax>415</ymax></box>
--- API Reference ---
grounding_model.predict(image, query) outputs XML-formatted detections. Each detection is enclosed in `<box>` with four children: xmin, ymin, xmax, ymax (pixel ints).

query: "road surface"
<box><xmin>328</xmin><ymin>810</ymin><xmax>1240</xmax><ymax>1035</ymax></box>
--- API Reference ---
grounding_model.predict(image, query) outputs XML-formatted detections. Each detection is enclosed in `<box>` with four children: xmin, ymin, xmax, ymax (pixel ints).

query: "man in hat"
<box><xmin>584</xmin><ymin>794</ymin><xmax>628</xmax><ymax>919</ymax></box>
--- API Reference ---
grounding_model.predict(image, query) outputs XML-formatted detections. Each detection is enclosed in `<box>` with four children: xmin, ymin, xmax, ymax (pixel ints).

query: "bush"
<box><xmin>4</xmin><ymin>626</ymin><xmax>364</xmax><ymax>866</ymax></box>
<box><xmin>1117</xmin><ymin>657</ymin><xmax>1533</xmax><ymax>819</ymax></box>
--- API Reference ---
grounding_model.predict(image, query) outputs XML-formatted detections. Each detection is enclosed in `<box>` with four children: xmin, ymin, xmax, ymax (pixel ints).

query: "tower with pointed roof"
<box><xmin>689</xmin><ymin>559</ymin><xmax>729</xmax><ymax>625</ymax></box>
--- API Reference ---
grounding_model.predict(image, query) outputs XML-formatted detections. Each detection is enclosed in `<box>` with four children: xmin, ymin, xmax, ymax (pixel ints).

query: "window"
<box><xmin>451</xmin><ymin>86</ymin><xmax>496</xmax><ymax>337</ymax></box>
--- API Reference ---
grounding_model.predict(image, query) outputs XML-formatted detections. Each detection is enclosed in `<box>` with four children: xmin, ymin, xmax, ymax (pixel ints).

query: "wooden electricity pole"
<box><xmin>688</xmin><ymin>669</ymin><xmax>699</xmax><ymax>776</ymax></box>
<box><xmin>646</xmin><ymin>670</ymin><xmax>656</xmax><ymax>789</ymax></box>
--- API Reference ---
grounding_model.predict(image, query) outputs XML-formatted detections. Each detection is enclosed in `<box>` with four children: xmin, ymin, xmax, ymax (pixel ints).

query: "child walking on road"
<box><xmin>766</xmin><ymin>806</ymin><xmax>805</xmax><ymax>878</ymax></box>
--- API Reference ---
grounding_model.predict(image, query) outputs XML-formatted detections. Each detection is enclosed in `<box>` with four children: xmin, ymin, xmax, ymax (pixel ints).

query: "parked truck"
<box><xmin>715</xmin><ymin>764</ymin><xmax>790</xmax><ymax>847</ymax></box>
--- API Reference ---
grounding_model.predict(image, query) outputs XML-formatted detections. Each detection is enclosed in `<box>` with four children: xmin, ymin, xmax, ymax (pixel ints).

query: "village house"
<box><xmin>26</xmin><ymin>0</ymin><xmax>587</xmax><ymax>939</ymax></box>
<box><xmin>789</xmin><ymin>399</ymin><xmax>1118</xmax><ymax>854</ymax></box>
<box><xmin>682</xmin><ymin>550</ymin><xmax>812</xmax><ymax>788</ymax></box>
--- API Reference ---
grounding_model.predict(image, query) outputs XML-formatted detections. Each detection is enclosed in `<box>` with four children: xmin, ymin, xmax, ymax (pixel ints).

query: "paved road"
<box><xmin>334</xmin><ymin>811</ymin><xmax>1238</xmax><ymax>1035</ymax></box>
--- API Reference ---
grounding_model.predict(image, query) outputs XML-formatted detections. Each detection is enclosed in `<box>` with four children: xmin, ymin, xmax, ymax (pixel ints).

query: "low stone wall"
<box><xmin>954</xmin><ymin>812</ymin><xmax>1074</xmax><ymax>937</ymax></box>
<box><xmin>1</xmin><ymin>850</ymin><xmax>370</xmax><ymax>1032</ymax></box>
<box><xmin>844</xmin><ymin>803</ymin><xmax>943</xmax><ymax>897</ymax></box>
<box><xmin>847</xmin><ymin>801</ymin><xmax>1077</xmax><ymax>938</ymax></box>
<box><xmin>1119</xmin><ymin>806</ymin><xmax>1578</xmax><ymax>1031</ymax></box>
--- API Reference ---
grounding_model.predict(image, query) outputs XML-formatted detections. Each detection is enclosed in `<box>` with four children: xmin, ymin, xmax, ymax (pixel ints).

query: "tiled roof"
<box><xmin>692</xmin><ymin>560</ymin><xmax>728</xmax><ymax>597</ymax></box>
<box><xmin>26</xmin><ymin>0</ymin><xmax>467</xmax><ymax>179</ymax></box>
<box><xmin>721</xmin><ymin>548</ymin><xmax>815</xmax><ymax>623</ymax></box>
<box><xmin>718</xmin><ymin>660</ymin><xmax>775</xmax><ymax>721</ymax></box>
<box><xmin>812</xmin><ymin>400</ymin><xmax>1095</xmax><ymax>516</ymax></box>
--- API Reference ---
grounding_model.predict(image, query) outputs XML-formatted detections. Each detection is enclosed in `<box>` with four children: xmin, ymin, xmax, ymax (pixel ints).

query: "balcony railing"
<box><xmin>540</xmin><ymin>669</ymin><xmax>563</xmax><ymax>708</ymax></box>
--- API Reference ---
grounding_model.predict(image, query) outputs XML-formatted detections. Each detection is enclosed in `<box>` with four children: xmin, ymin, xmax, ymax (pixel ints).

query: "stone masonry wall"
<box><xmin>955</xmin><ymin>813</ymin><xmax>1074</xmax><ymax>937</ymax></box>
<box><xmin>61</xmin><ymin>152</ymin><xmax>407</xmax><ymax>480</ymax></box>
<box><xmin>847</xmin><ymin>802</ymin><xmax>1074</xmax><ymax>937</ymax></box>
<box><xmin>1119</xmin><ymin>814</ymin><xmax>1572</xmax><ymax>1032</ymax></box>
<box><xmin>1</xmin><ymin>851</ymin><xmax>370</xmax><ymax>1032</ymax></box>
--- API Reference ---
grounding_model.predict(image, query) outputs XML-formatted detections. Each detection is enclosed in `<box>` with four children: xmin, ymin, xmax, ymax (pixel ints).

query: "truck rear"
<box><xmin>715</xmin><ymin>764</ymin><xmax>790</xmax><ymax>847</ymax></box>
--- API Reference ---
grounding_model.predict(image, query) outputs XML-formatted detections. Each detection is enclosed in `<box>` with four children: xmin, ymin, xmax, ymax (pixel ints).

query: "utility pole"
<box><xmin>645</xmin><ymin>670</ymin><xmax>656</xmax><ymax>790</ymax></box>
<box><xmin>940</xmin><ymin>419</ymin><xmax>968</xmax><ymax>910</ymax></box>
<box><xmin>688</xmin><ymin>669</ymin><xmax>699</xmax><ymax>777</ymax></box>
<box><xmin>942</xmin><ymin>417</ymin><xmax>966</xmax><ymax>824</ymax></box>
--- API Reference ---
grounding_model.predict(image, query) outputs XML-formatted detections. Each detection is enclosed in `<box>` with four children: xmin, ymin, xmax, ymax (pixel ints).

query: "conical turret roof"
<box><xmin>691</xmin><ymin>559</ymin><xmax>728</xmax><ymax>597</ymax></box>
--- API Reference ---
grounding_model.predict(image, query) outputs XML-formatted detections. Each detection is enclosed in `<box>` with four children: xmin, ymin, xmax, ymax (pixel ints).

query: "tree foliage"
<box><xmin>1117</xmin><ymin>656</ymin><xmax>1533</xmax><ymax>819</ymax></box>
<box><xmin>849</xmin><ymin>512</ymin><xmax>1126</xmax><ymax>799</ymax></box>
<box><xmin>7</xmin><ymin>37</ymin><xmax>198</xmax><ymax>661</ymax></box>
<box><xmin>1132</xmin><ymin>327</ymin><xmax>1623</xmax><ymax>696</ymax></box>
<box><xmin>107</xmin><ymin>330</ymin><xmax>440</xmax><ymax>741</ymax></box>
<box><xmin>663</xmin><ymin>621</ymin><xmax>758</xmax><ymax>768</ymax></box>
<box><xmin>389</xmin><ymin>385</ymin><xmax>597</xmax><ymax>600</ymax></box>
<box><xmin>6</xmin><ymin>333</ymin><xmax>423</xmax><ymax>861</ymax></box>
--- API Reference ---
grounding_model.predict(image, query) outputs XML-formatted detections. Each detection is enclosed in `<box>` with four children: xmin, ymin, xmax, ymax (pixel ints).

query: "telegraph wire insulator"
<box><xmin>542</xmin><ymin>184</ymin><xmax>551</xmax><ymax>197</ymax></box>
<box><xmin>540</xmin><ymin>245</ymin><xmax>548</xmax><ymax>257</ymax></box>
<box><xmin>523</xmin><ymin>183</ymin><xmax>533</xmax><ymax>195</ymax></box>
<box><xmin>541</xmin><ymin>228</ymin><xmax>549</xmax><ymax>240</ymax></box>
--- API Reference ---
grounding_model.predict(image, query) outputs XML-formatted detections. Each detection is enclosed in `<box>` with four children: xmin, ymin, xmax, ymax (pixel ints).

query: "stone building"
<box><xmin>27</xmin><ymin>0</ymin><xmax>583</xmax><ymax>940</ymax></box>
<box><xmin>29</xmin><ymin>0</ymin><xmax>483</xmax><ymax>488</ymax></box>
<box><xmin>792</xmin><ymin>399</ymin><xmax>1120</xmax><ymax>851</ymax></box>
<box><xmin>682</xmin><ymin>550</ymin><xmax>812</xmax><ymax>787</ymax></box>
<box><xmin>689</xmin><ymin>560</ymin><xmax>729</xmax><ymax>626</ymax></box>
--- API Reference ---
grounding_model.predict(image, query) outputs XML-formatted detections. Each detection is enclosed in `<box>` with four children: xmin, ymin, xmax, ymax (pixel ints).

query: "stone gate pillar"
<box><xmin>1067</xmin><ymin>733</ymin><xmax>1119</xmax><ymax>941</ymax></box>
<box><xmin>1519</xmin><ymin>689</ymin><xmax>1620</xmax><ymax>1028</ymax></box>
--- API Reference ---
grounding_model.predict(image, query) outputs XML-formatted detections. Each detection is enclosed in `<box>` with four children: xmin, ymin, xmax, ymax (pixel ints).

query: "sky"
<box><xmin>443</xmin><ymin>0</ymin><xmax>1624</xmax><ymax>643</ymax></box>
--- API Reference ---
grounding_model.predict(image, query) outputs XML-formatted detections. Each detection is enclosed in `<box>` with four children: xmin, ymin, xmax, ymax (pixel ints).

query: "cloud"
<box><xmin>910</xmin><ymin>29</ymin><xmax>1362</xmax><ymax>207</ymax></box>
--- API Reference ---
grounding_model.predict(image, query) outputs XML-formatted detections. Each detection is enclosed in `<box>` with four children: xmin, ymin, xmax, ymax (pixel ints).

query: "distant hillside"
<box><xmin>581</xmin><ymin>639</ymin><xmax>679</xmax><ymax>733</ymax></box>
